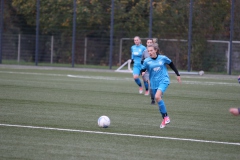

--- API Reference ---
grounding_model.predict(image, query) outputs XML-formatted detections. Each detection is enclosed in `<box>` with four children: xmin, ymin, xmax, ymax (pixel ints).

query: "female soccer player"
<box><xmin>131</xmin><ymin>36</ymin><xmax>147</xmax><ymax>94</ymax></box>
<box><xmin>141</xmin><ymin>44</ymin><xmax>181</xmax><ymax>128</ymax></box>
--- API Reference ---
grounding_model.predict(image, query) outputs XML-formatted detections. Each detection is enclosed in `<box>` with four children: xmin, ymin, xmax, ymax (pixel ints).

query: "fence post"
<box><xmin>35</xmin><ymin>0</ymin><xmax>40</xmax><ymax>66</ymax></box>
<box><xmin>148</xmin><ymin>0</ymin><xmax>153</xmax><ymax>38</ymax></box>
<box><xmin>109</xmin><ymin>0</ymin><xmax>114</xmax><ymax>69</ymax></box>
<box><xmin>84</xmin><ymin>37</ymin><xmax>87</xmax><ymax>65</ymax></box>
<box><xmin>187</xmin><ymin>0</ymin><xmax>193</xmax><ymax>72</ymax></box>
<box><xmin>71</xmin><ymin>0</ymin><xmax>76</xmax><ymax>67</ymax></box>
<box><xmin>119</xmin><ymin>38</ymin><xmax>123</xmax><ymax>65</ymax></box>
<box><xmin>18</xmin><ymin>34</ymin><xmax>21</xmax><ymax>63</ymax></box>
<box><xmin>0</xmin><ymin>0</ymin><xmax>4</xmax><ymax>64</ymax></box>
<box><xmin>51</xmin><ymin>35</ymin><xmax>54</xmax><ymax>64</ymax></box>
<box><xmin>227</xmin><ymin>42</ymin><xmax>230</xmax><ymax>74</ymax></box>
<box><xmin>228</xmin><ymin>0</ymin><xmax>235</xmax><ymax>75</ymax></box>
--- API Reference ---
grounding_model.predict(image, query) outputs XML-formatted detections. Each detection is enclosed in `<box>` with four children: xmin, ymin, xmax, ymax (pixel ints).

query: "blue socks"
<box><xmin>134</xmin><ymin>78</ymin><xmax>142</xmax><ymax>87</ymax></box>
<box><xmin>150</xmin><ymin>89</ymin><xmax>154</xmax><ymax>100</ymax></box>
<box><xmin>144</xmin><ymin>81</ymin><xmax>148</xmax><ymax>91</ymax></box>
<box><xmin>158</xmin><ymin>100</ymin><xmax>168</xmax><ymax>118</ymax></box>
<box><xmin>134</xmin><ymin>79</ymin><xmax>148</xmax><ymax>91</ymax></box>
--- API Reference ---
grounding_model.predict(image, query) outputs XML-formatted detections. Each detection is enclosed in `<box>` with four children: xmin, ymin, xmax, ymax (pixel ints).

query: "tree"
<box><xmin>8</xmin><ymin>0</ymin><xmax>234</xmax><ymax>69</ymax></box>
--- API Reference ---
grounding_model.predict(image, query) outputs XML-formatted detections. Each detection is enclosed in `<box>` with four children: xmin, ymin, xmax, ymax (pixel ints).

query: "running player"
<box><xmin>131</xmin><ymin>36</ymin><xmax>147</xmax><ymax>94</ymax></box>
<box><xmin>141</xmin><ymin>44</ymin><xmax>181</xmax><ymax>128</ymax></box>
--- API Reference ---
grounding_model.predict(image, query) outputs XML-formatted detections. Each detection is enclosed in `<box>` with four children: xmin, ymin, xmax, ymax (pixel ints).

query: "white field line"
<box><xmin>0</xmin><ymin>71</ymin><xmax>238</xmax><ymax>86</ymax></box>
<box><xmin>0</xmin><ymin>123</ymin><xmax>240</xmax><ymax>146</ymax></box>
<box><xmin>68</xmin><ymin>74</ymin><xmax>239</xmax><ymax>86</ymax></box>
<box><xmin>67</xmin><ymin>74</ymin><xmax>130</xmax><ymax>81</ymax></box>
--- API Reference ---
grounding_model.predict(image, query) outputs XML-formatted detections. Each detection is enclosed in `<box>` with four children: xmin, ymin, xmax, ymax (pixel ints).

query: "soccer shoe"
<box><xmin>165</xmin><ymin>116</ymin><xmax>170</xmax><ymax>124</ymax></box>
<box><xmin>139</xmin><ymin>87</ymin><xmax>143</xmax><ymax>94</ymax></box>
<box><xmin>160</xmin><ymin>119</ymin><xmax>166</xmax><ymax>128</ymax></box>
<box><xmin>160</xmin><ymin>116</ymin><xmax>170</xmax><ymax>128</ymax></box>
<box><xmin>144</xmin><ymin>90</ymin><xmax>149</xmax><ymax>96</ymax></box>
<box><xmin>151</xmin><ymin>100</ymin><xmax>155</xmax><ymax>105</ymax></box>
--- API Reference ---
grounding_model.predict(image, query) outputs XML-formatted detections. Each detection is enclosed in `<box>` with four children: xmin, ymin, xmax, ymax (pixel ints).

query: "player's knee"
<box><xmin>155</xmin><ymin>96</ymin><xmax>162</xmax><ymax>102</ymax></box>
<box><xmin>133</xmin><ymin>75</ymin><xmax>139</xmax><ymax>79</ymax></box>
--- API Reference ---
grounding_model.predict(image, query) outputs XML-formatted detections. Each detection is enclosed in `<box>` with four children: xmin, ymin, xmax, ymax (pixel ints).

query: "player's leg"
<box><xmin>150</xmin><ymin>88</ymin><xmax>155</xmax><ymax>104</ymax></box>
<box><xmin>146</xmin><ymin>77</ymin><xmax>155</xmax><ymax>104</ymax></box>
<box><xmin>155</xmin><ymin>83</ymin><xmax>170</xmax><ymax>128</ymax></box>
<box><xmin>132</xmin><ymin>66</ymin><xmax>142</xmax><ymax>94</ymax></box>
<box><xmin>142</xmin><ymin>72</ymin><xmax>149</xmax><ymax>96</ymax></box>
<box><xmin>143</xmin><ymin>80</ymin><xmax>149</xmax><ymax>95</ymax></box>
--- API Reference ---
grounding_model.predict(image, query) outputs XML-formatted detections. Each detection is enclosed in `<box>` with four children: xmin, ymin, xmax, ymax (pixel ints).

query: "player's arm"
<box><xmin>168</xmin><ymin>62</ymin><xmax>181</xmax><ymax>83</ymax></box>
<box><xmin>131</xmin><ymin>59</ymin><xmax>134</xmax><ymax>64</ymax></box>
<box><xmin>131</xmin><ymin>48</ymin><xmax>134</xmax><ymax>64</ymax></box>
<box><xmin>140</xmin><ymin>68</ymin><xmax>146</xmax><ymax>76</ymax></box>
<box><xmin>140</xmin><ymin>61</ymin><xmax>147</xmax><ymax>76</ymax></box>
<box><xmin>168</xmin><ymin>62</ymin><xmax>180</xmax><ymax>76</ymax></box>
<box><xmin>141</xmin><ymin>52</ymin><xmax>144</xmax><ymax>64</ymax></box>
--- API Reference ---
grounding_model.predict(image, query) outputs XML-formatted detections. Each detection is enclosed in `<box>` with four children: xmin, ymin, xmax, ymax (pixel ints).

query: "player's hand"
<box><xmin>131</xmin><ymin>59</ymin><xmax>134</xmax><ymax>64</ymax></box>
<box><xmin>177</xmin><ymin>76</ymin><xmax>181</xmax><ymax>83</ymax></box>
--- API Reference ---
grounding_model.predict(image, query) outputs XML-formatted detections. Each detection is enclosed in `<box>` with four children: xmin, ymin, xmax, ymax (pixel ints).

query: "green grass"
<box><xmin>2</xmin><ymin>60</ymin><xmax>120</xmax><ymax>70</ymax></box>
<box><xmin>0</xmin><ymin>65</ymin><xmax>240</xmax><ymax>160</ymax></box>
<box><xmin>3</xmin><ymin>60</ymin><xmax>239</xmax><ymax>75</ymax></box>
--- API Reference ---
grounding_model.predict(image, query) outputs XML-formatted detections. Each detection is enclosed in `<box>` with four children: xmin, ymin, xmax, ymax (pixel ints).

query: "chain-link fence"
<box><xmin>1</xmin><ymin>0</ymin><xmax>240</xmax><ymax>74</ymax></box>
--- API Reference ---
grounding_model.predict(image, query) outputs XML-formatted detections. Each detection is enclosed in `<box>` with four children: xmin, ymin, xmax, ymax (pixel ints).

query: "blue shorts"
<box><xmin>152</xmin><ymin>83</ymin><xmax>169</xmax><ymax>96</ymax></box>
<box><xmin>132</xmin><ymin>65</ymin><xmax>141</xmax><ymax>75</ymax></box>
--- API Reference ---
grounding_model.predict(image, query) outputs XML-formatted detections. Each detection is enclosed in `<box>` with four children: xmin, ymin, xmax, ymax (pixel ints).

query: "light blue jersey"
<box><xmin>131</xmin><ymin>44</ymin><xmax>146</xmax><ymax>75</ymax></box>
<box><xmin>142</xmin><ymin>55</ymin><xmax>172</xmax><ymax>89</ymax></box>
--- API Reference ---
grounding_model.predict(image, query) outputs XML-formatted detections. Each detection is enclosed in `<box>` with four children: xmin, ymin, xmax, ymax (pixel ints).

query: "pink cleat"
<box><xmin>160</xmin><ymin>116</ymin><xmax>170</xmax><ymax>128</ymax></box>
<box><xmin>144</xmin><ymin>90</ymin><xmax>149</xmax><ymax>96</ymax></box>
<box><xmin>139</xmin><ymin>87</ymin><xmax>143</xmax><ymax>94</ymax></box>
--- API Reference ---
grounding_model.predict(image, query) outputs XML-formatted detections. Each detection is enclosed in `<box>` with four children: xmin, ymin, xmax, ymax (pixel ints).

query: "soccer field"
<box><xmin>0</xmin><ymin>65</ymin><xmax>239</xmax><ymax>160</ymax></box>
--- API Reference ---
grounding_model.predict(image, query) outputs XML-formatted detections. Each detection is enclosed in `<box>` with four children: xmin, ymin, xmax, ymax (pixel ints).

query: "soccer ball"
<box><xmin>98</xmin><ymin>115</ymin><xmax>110</xmax><ymax>128</ymax></box>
